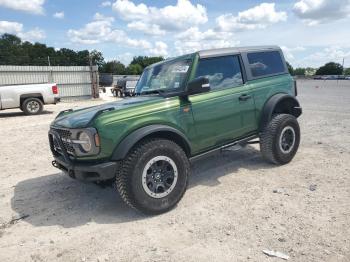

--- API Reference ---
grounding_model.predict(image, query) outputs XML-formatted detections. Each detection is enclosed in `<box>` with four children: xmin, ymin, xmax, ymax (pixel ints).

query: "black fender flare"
<box><xmin>111</xmin><ymin>124</ymin><xmax>192</xmax><ymax>160</ymax></box>
<box><xmin>20</xmin><ymin>93</ymin><xmax>44</xmax><ymax>105</ymax></box>
<box><xmin>259</xmin><ymin>93</ymin><xmax>302</xmax><ymax>131</ymax></box>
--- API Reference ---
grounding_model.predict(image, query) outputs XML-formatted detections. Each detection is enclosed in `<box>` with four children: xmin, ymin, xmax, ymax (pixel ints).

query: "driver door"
<box><xmin>189</xmin><ymin>55</ymin><xmax>255</xmax><ymax>152</ymax></box>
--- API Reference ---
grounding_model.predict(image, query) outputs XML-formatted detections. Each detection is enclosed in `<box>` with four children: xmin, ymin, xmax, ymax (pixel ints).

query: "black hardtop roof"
<box><xmin>198</xmin><ymin>45</ymin><xmax>281</xmax><ymax>58</ymax></box>
<box><xmin>145</xmin><ymin>45</ymin><xmax>282</xmax><ymax>68</ymax></box>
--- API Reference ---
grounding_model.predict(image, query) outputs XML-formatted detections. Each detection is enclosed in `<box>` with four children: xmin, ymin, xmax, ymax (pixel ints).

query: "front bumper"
<box><xmin>49</xmin><ymin>129</ymin><xmax>117</xmax><ymax>182</ymax></box>
<box><xmin>52</xmin><ymin>156</ymin><xmax>117</xmax><ymax>182</ymax></box>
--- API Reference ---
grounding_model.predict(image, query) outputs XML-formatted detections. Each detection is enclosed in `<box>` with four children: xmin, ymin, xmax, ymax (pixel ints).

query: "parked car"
<box><xmin>49</xmin><ymin>46</ymin><xmax>302</xmax><ymax>214</ymax></box>
<box><xmin>111</xmin><ymin>76</ymin><xmax>140</xmax><ymax>97</ymax></box>
<box><xmin>99</xmin><ymin>73</ymin><xmax>113</xmax><ymax>87</ymax></box>
<box><xmin>0</xmin><ymin>83</ymin><xmax>60</xmax><ymax>115</ymax></box>
<box><xmin>314</xmin><ymin>75</ymin><xmax>345</xmax><ymax>80</ymax></box>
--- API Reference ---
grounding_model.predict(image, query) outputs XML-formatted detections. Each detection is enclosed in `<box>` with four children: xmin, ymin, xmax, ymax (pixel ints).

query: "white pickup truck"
<box><xmin>0</xmin><ymin>83</ymin><xmax>60</xmax><ymax>115</ymax></box>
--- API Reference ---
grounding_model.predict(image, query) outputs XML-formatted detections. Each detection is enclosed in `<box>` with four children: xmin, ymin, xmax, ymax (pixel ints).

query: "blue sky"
<box><xmin>0</xmin><ymin>0</ymin><xmax>350</xmax><ymax>67</ymax></box>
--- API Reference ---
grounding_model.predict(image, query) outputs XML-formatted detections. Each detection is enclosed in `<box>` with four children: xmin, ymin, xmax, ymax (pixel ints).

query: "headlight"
<box><xmin>78</xmin><ymin>131</ymin><xmax>92</xmax><ymax>152</ymax></box>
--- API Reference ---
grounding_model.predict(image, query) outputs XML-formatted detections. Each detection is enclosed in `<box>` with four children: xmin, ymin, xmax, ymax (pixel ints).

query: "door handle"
<box><xmin>239</xmin><ymin>94</ymin><xmax>252</xmax><ymax>101</ymax></box>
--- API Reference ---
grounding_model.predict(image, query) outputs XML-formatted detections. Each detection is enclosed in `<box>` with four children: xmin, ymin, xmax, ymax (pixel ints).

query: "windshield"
<box><xmin>135</xmin><ymin>58</ymin><xmax>192</xmax><ymax>95</ymax></box>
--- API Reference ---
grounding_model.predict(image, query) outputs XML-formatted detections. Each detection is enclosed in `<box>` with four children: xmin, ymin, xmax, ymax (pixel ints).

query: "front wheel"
<box><xmin>260</xmin><ymin>114</ymin><xmax>300</xmax><ymax>165</ymax></box>
<box><xmin>115</xmin><ymin>138</ymin><xmax>190</xmax><ymax>214</ymax></box>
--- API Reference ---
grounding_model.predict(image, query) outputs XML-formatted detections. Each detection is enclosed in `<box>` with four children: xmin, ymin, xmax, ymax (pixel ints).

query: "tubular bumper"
<box><xmin>49</xmin><ymin>129</ymin><xmax>117</xmax><ymax>182</ymax></box>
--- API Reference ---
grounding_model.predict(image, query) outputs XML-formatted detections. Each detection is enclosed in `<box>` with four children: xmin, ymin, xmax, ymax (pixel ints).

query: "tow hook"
<box><xmin>52</xmin><ymin>160</ymin><xmax>58</xmax><ymax>168</ymax></box>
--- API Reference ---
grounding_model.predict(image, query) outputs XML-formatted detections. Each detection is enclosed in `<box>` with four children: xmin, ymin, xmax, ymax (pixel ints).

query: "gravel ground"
<box><xmin>0</xmin><ymin>81</ymin><xmax>349</xmax><ymax>262</ymax></box>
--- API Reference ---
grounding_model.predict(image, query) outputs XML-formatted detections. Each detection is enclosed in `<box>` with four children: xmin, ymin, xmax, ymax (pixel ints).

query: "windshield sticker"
<box><xmin>172</xmin><ymin>65</ymin><xmax>189</xmax><ymax>73</ymax></box>
<box><xmin>174</xmin><ymin>82</ymin><xmax>180</xmax><ymax>88</ymax></box>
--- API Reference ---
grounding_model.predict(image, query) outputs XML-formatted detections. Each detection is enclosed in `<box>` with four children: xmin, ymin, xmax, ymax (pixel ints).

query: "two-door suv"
<box><xmin>49</xmin><ymin>46</ymin><xmax>302</xmax><ymax>214</ymax></box>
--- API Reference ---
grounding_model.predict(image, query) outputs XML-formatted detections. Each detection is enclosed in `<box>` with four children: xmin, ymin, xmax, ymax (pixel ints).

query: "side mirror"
<box><xmin>186</xmin><ymin>77</ymin><xmax>210</xmax><ymax>96</ymax></box>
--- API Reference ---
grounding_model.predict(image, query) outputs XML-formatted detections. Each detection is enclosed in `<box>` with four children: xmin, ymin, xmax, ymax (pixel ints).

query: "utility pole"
<box><xmin>47</xmin><ymin>56</ymin><xmax>53</xmax><ymax>83</ymax></box>
<box><xmin>89</xmin><ymin>54</ymin><xmax>99</xmax><ymax>99</ymax></box>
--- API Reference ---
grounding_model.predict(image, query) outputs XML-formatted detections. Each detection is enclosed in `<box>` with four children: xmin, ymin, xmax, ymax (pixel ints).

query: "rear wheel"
<box><xmin>115</xmin><ymin>138</ymin><xmax>190</xmax><ymax>214</ymax></box>
<box><xmin>22</xmin><ymin>98</ymin><xmax>43</xmax><ymax>115</ymax></box>
<box><xmin>260</xmin><ymin>114</ymin><xmax>300</xmax><ymax>165</ymax></box>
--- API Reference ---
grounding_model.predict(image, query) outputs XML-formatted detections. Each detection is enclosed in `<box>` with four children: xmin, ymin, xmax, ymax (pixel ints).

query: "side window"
<box><xmin>247</xmin><ymin>51</ymin><xmax>285</xmax><ymax>77</ymax></box>
<box><xmin>195</xmin><ymin>55</ymin><xmax>243</xmax><ymax>90</ymax></box>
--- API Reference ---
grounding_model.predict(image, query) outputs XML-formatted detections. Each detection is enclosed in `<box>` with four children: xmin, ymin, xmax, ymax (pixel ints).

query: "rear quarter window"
<box><xmin>247</xmin><ymin>51</ymin><xmax>286</xmax><ymax>78</ymax></box>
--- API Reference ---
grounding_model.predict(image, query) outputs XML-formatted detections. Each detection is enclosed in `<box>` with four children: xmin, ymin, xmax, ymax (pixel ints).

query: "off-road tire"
<box><xmin>260</xmin><ymin>114</ymin><xmax>300</xmax><ymax>165</ymax></box>
<box><xmin>22</xmin><ymin>98</ymin><xmax>43</xmax><ymax>115</ymax></box>
<box><xmin>115</xmin><ymin>138</ymin><xmax>190</xmax><ymax>215</ymax></box>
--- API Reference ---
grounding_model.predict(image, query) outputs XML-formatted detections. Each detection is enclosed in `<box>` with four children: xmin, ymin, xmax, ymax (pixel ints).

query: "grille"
<box><xmin>51</xmin><ymin>128</ymin><xmax>75</xmax><ymax>155</ymax></box>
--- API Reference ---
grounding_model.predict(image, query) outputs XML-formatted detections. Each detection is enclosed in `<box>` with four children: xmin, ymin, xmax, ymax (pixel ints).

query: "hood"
<box><xmin>52</xmin><ymin>96</ymin><xmax>162</xmax><ymax>129</ymax></box>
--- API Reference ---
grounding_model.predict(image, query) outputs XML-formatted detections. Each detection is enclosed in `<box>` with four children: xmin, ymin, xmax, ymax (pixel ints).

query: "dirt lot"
<box><xmin>0</xmin><ymin>80</ymin><xmax>349</xmax><ymax>262</ymax></box>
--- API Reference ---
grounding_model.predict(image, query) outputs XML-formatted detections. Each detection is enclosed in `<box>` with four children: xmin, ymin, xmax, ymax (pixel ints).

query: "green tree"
<box><xmin>76</xmin><ymin>50</ymin><xmax>90</xmax><ymax>65</ymax></box>
<box><xmin>130</xmin><ymin>56</ymin><xmax>164</xmax><ymax>69</ymax></box>
<box><xmin>89</xmin><ymin>50</ymin><xmax>105</xmax><ymax>69</ymax></box>
<box><xmin>286</xmin><ymin>62</ymin><xmax>294</xmax><ymax>75</ymax></box>
<box><xmin>56</xmin><ymin>48</ymin><xmax>79</xmax><ymax>65</ymax></box>
<box><xmin>316</xmin><ymin>62</ymin><xmax>343</xmax><ymax>75</ymax></box>
<box><xmin>344</xmin><ymin>68</ymin><xmax>350</xmax><ymax>75</ymax></box>
<box><xmin>126</xmin><ymin>64</ymin><xmax>143</xmax><ymax>75</ymax></box>
<box><xmin>0</xmin><ymin>34</ymin><xmax>106</xmax><ymax>67</ymax></box>
<box><xmin>305</xmin><ymin>67</ymin><xmax>316</xmax><ymax>76</ymax></box>
<box><xmin>100</xmin><ymin>60</ymin><xmax>126</xmax><ymax>74</ymax></box>
<box><xmin>0</xmin><ymin>34</ymin><xmax>23</xmax><ymax>64</ymax></box>
<box><xmin>294</xmin><ymin>68</ymin><xmax>306</xmax><ymax>76</ymax></box>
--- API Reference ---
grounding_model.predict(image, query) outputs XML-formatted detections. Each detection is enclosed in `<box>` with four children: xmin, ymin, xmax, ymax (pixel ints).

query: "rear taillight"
<box><xmin>52</xmin><ymin>85</ymin><xmax>58</xmax><ymax>94</ymax></box>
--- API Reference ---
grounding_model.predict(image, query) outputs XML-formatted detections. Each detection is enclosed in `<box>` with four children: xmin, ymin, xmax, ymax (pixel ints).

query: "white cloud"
<box><xmin>53</xmin><ymin>11</ymin><xmax>64</xmax><ymax>19</ymax></box>
<box><xmin>115</xmin><ymin>52</ymin><xmax>133</xmax><ymax>65</ymax></box>
<box><xmin>67</xmin><ymin>13</ymin><xmax>152</xmax><ymax>49</ymax></box>
<box><xmin>101</xmin><ymin>1</ymin><xmax>112</xmax><ymax>7</ymax></box>
<box><xmin>304</xmin><ymin>46</ymin><xmax>350</xmax><ymax>64</ymax></box>
<box><xmin>301</xmin><ymin>47</ymin><xmax>350</xmax><ymax>66</ymax></box>
<box><xmin>293</xmin><ymin>0</ymin><xmax>350</xmax><ymax>25</ymax></box>
<box><xmin>175</xmin><ymin>27</ymin><xmax>239</xmax><ymax>55</ymax></box>
<box><xmin>0</xmin><ymin>0</ymin><xmax>45</xmax><ymax>14</ymax></box>
<box><xmin>112</xmin><ymin>0</ymin><xmax>207</xmax><ymax>35</ymax></box>
<box><xmin>281</xmin><ymin>46</ymin><xmax>306</xmax><ymax>60</ymax></box>
<box><xmin>18</xmin><ymin>27</ymin><xmax>45</xmax><ymax>41</ymax></box>
<box><xmin>68</xmin><ymin>15</ymin><xmax>118</xmax><ymax>45</ymax></box>
<box><xmin>0</xmin><ymin>21</ymin><xmax>45</xmax><ymax>41</ymax></box>
<box><xmin>127</xmin><ymin>21</ymin><xmax>166</xmax><ymax>36</ymax></box>
<box><xmin>93</xmin><ymin>12</ymin><xmax>115</xmax><ymax>22</ymax></box>
<box><xmin>216</xmin><ymin>3</ymin><xmax>287</xmax><ymax>31</ymax></box>
<box><xmin>0</xmin><ymin>21</ymin><xmax>23</xmax><ymax>34</ymax></box>
<box><xmin>112</xmin><ymin>0</ymin><xmax>148</xmax><ymax>20</ymax></box>
<box><xmin>148</xmin><ymin>41</ymin><xmax>168</xmax><ymax>56</ymax></box>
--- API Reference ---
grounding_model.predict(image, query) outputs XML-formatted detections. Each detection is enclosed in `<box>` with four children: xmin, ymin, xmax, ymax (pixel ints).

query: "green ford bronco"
<box><xmin>49</xmin><ymin>46</ymin><xmax>302</xmax><ymax>214</ymax></box>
